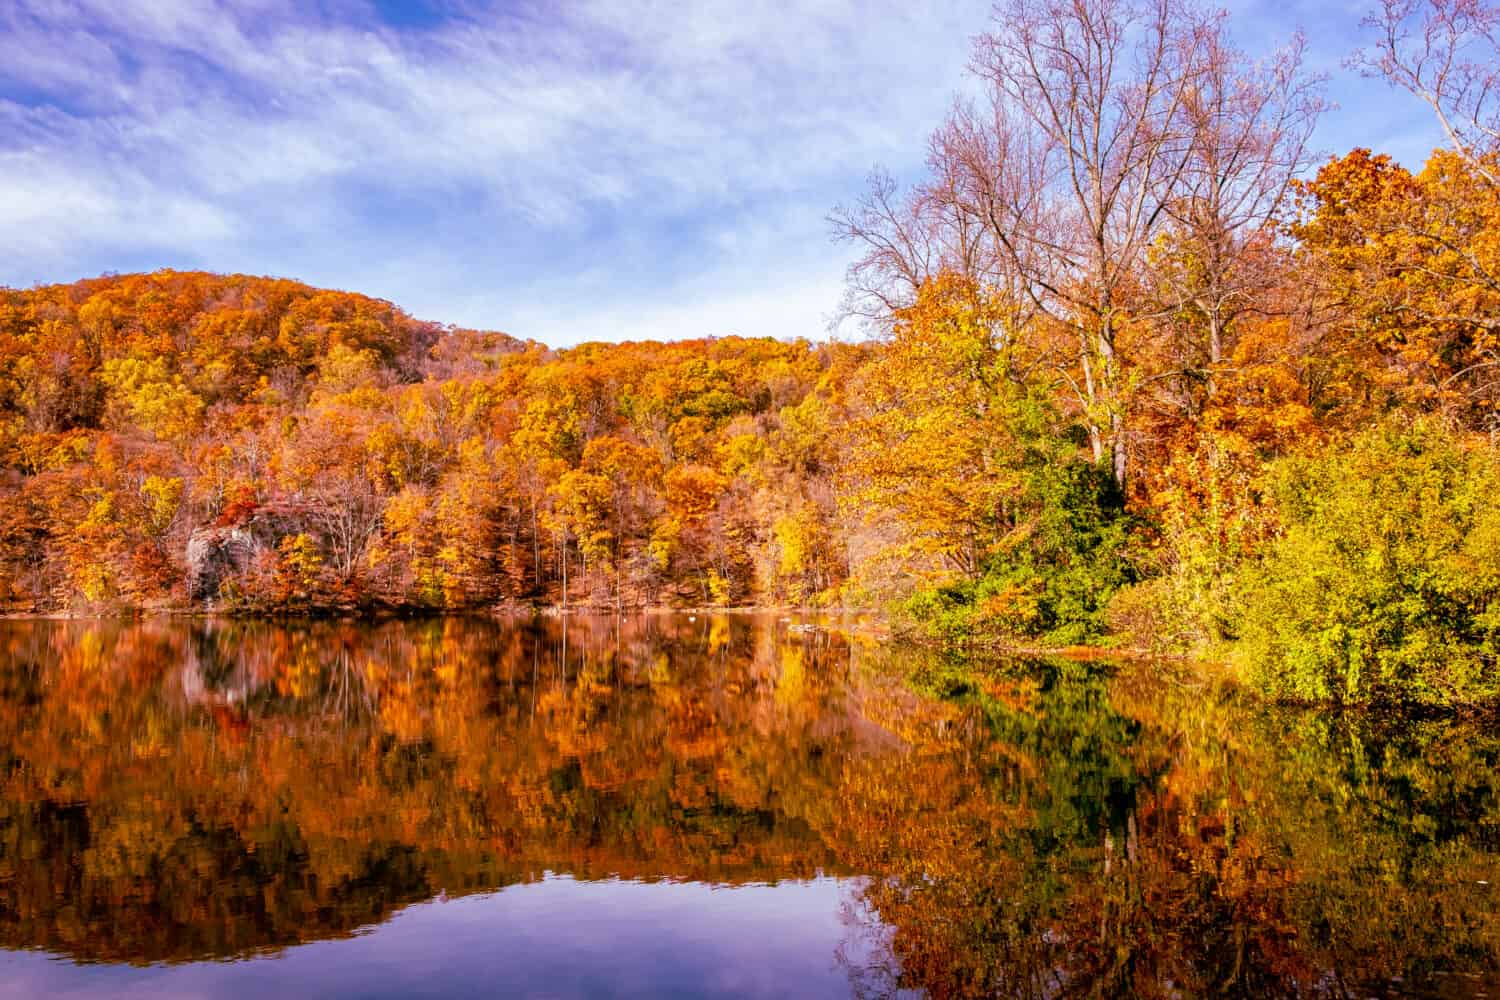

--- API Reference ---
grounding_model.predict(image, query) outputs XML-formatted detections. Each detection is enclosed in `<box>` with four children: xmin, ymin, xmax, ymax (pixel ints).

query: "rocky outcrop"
<box><xmin>185</xmin><ymin>526</ymin><xmax>264</xmax><ymax>602</ymax></box>
<box><xmin>185</xmin><ymin>502</ymin><xmax>319</xmax><ymax>603</ymax></box>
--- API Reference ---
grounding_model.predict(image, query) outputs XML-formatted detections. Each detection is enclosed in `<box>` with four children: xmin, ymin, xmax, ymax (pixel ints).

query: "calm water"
<box><xmin>0</xmin><ymin>615</ymin><xmax>1493</xmax><ymax>999</ymax></box>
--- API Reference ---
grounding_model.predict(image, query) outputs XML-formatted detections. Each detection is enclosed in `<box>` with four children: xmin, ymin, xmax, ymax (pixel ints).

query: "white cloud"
<box><xmin>0</xmin><ymin>0</ymin><xmax>1450</xmax><ymax>344</ymax></box>
<box><xmin>4</xmin><ymin>0</ymin><xmax>972</xmax><ymax>210</ymax></box>
<box><xmin>0</xmin><ymin>0</ymin><xmax>981</xmax><ymax>345</ymax></box>
<box><xmin>0</xmin><ymin>141</ymin><xmax>238</xmax><ymax>259</ymax></box>
<box><xmin>501</xmin><ymin>272</ymin><xmax>848</xmax><ymax>348</ymax></box>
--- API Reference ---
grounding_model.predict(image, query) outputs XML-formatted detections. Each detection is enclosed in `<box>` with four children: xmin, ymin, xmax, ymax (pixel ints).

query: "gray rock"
<box><xmin>185</xmin><ymin>526</ymin><xmax>264</xmax><ymax>602</ymax></box>
<box><xmin>185</xmin><ymin>501</ymin><xmax>326</xmax><ymax>603</ymax></box>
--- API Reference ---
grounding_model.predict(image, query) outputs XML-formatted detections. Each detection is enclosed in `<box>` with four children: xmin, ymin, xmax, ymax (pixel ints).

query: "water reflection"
<box><xmin>0</xmin><ymin>615</ymin><xmax>1493</xmax><ymax>998</ymax></box>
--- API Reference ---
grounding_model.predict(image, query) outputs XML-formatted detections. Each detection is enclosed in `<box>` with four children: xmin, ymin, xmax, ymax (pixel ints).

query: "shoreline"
<box><xmin>5</xmin><ymin>609</ymin><xmax>1494</xmax><ymax>713</ymax></box>
<box><xmin>0</xmin><ymin>604</ymin><xmax>1165</xmax><ymax>662</ymax></box>
<box><xmin>0</xmin><ymin>603</ymin><xmax>885</xmax><ymax>620</ymax></box>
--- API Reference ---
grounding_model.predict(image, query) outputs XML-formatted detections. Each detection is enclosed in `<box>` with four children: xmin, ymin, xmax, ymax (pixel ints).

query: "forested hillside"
<box><xmin>0</xmin><ymin>270</ymin><xmax>873</xmax><ymax>613</ymax></box>
<box><xmin>2</xmin><ymin>0</ymin><xmax>1499</xmax><ymax>705</ymax></box>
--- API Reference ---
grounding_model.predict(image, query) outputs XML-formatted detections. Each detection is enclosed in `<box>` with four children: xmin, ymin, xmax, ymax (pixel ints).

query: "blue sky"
<box><xmin>0</xmin><ymin>0</ymin><xmax>1448</xmax><ymax>347</ymax></box>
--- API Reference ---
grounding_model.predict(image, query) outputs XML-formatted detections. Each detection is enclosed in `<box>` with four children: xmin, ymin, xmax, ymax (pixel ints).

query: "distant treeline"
<box><xmin>2</xmin><ymin>0</ymin><xmax>1500</xmax><ymax>704</ymax></box>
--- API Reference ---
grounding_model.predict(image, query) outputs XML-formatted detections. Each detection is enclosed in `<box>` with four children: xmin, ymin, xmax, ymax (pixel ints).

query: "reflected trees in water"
<box><xmin>0</xmin><ymin>615</ymin><xmax>1492</xmax><ymax>997</ymax></box>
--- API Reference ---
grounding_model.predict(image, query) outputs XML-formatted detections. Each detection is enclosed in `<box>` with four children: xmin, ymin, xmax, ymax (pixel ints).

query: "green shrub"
<box><xmin>1233</xmin><ymin>419</ymin><xmax>1500</xmax><ymax>706</ymax></box>
<box><xmin>904</xmin><ymin>460</ymin><xmax>1137</xmax><ymax>647</ymax></box>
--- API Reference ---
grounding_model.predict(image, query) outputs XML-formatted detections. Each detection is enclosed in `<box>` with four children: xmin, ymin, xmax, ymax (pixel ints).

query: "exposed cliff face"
<box><xmin>184</xmin><ymin>504</ymin><xmax>319</xmax><ymax>604</ymax></box>
<box><xmin>185</xmin><ymin>527</ymin><xmax>263</xmax><ymax>603</ymax></box>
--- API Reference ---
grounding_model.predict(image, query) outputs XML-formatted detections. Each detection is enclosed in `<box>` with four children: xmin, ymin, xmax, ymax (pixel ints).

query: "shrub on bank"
<box><xmin>903</xmin><ymin>461</ymin><xmax>1136</xmax><ymax>648</ymax></box>
<box><xmin>1232</xmin><ymin>420</ymin><xmax>1500</xmax><ymax>706</ymax></box>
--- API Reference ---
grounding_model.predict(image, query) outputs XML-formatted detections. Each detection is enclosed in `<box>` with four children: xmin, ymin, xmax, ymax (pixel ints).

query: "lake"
<box><xmin>0</xmin><ymin>614</ymin><xmax>1493</xmax><ymax>998</ymax></box>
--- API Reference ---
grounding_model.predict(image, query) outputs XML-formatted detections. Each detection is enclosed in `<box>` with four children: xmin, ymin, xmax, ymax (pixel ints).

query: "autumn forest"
<box><xmin>3</xmin><ymin>0</ymin><xmax>1500</xmax><ymax>708</ymax></box>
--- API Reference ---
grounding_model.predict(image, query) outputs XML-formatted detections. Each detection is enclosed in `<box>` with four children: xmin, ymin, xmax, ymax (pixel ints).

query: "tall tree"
<box><xmin>1154</xmin><ymin>24</ymin><xmax>1324</xmax><ymax>377</ymax></box>
<box><xmin>1359</xmin><ymin>0</ymin><xmax>1500</xmax><ymax>186</ymax></box>
<box><xmin>838</xmin><ymin>0</ymin><xmax>1225</xmax><ymax>487</ymax></box>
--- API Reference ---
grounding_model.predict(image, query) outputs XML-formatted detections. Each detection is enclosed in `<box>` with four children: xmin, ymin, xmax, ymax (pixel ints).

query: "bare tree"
<box><xmin>833</xmin><ymin>0</ymin><xmax>1330</xmax><ymax>486</ymax></box>
<box><xmin>1155</xmin><ymin>24</ymin><xmax>1326</xmax><ymax>378</ymax></box>
<box><xmin>1358</xmin><ymin>0</ymin><xmax>1500</xmax><ymax>186</ymax></box>
<box><xmin>305</xmin><ymin>473</ymin><xmax>385</xmax><ymax>584</ymax></box>
<box><xmin>837</xmin><ymin>0</ymin><xmax>1216</xmax><ymax>488</ymax></box>
<box><xmin>831</xmin><ymin>170</ymin><xmax>945</xmax><ymax>322</ymax></box>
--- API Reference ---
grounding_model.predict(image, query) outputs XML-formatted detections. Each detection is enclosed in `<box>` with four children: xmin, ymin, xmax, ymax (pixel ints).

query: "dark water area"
<box><xmin>0</xmin><ymin>614</ymin><xmax>1493</xmax><ymax>998</ymax></box>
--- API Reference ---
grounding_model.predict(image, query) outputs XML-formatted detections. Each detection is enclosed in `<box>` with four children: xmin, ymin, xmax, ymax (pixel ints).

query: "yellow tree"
<box><xmin>843</xmin><ymin>274</ymin><xmax>1037</xmax><ymax>584</ymax></box>
<box><xmin>579</xmin><ymin>436</ymin><xmax>664</xmax><ymax>607</ymax></box>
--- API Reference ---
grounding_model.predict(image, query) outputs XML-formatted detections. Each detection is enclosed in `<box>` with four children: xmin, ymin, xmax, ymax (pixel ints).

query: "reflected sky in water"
<box><xmin>0</xmin><ymin>876</ymin><xmax>895</xmax><ymax>999</ymax></box>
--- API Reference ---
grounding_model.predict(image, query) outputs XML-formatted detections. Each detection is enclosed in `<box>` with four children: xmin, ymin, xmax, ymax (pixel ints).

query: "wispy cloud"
<box><xmin>0</xmin><ymin>0</ymin><xmax>1448</xmax><ymax>345</ymax></box>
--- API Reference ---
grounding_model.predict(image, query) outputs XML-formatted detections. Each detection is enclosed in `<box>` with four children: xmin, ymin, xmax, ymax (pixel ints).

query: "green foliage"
<box><xmin>904</xmin><ymin>459</ymin><xmax>1138</xmax><ymax>647</ymax></box>
<box><xmin>1233</xmin><ymin>419</ymin><xmax>1500</xmax><ymax>705</ymax></box>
